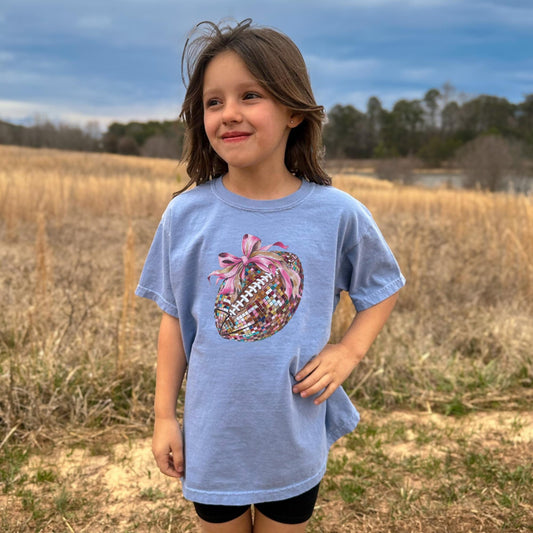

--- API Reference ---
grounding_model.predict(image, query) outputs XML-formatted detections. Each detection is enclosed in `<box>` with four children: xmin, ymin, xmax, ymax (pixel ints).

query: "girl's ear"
<box><xmin>288</xmin><ymin>113</ymin><xmax>304</xmax><ymax>128</ymax></box>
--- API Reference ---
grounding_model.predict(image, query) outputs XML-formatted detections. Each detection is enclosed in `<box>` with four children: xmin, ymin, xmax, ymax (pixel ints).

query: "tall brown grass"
<box><xmin>0</xmin><ymin>145</ymin><xmax>531</xmax><ymax>448</ymax></box>
<box><xmin>117</xmin><ymin>222</ymin><xmax>137</xmax><ymax>373</ymax></box>
<box><xmin>0</xmin><ymin>145</ymin><xmax>182</xmax><ymax>229</ymax></box>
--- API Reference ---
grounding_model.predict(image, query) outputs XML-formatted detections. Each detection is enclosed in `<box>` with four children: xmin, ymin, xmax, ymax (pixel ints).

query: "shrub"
<box><xmin>117</xmin><ymin>136</ymin><xmax>140</xmax><ymax>156</ymax></box>
<box><xmin>374</xmin><ymin>157</ymin><xmax>418</xmax><ymax>184</ymax></box>
<box><xmin>455</xmin><ymin>135</ymin><xmax>523</xmax><ymax>191</ymax></box>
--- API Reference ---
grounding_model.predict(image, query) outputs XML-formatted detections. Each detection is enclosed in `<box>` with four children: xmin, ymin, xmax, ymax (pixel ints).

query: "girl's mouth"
<box><xmin>221</xmin><ymin>131</ymin><xmax>252</xmax><ymax>143</ymax></box>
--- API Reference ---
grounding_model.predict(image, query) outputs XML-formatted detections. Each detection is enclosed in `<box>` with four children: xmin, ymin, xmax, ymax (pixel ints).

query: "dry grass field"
<box><xmin>1</xmin><ymin>145</ymin><xmax>532</xmax><ymax>532</ymax></box>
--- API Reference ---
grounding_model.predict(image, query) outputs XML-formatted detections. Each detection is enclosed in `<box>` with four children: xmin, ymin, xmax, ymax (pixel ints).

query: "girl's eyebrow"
<box><xmin>203</xmin><ymin>81</ymin><xmax>263</xmax><ymax>97</ymax></box>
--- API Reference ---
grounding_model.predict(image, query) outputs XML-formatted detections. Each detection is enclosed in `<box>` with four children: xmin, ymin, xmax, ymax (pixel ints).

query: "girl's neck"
<box><xmin>222</xmin><ymin>166</ymin><xmax>301</xmax><ymax>200</ymax></box>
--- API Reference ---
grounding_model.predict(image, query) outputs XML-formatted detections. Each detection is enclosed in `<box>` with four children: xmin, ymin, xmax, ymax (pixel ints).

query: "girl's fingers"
<box><xmin>173</xmin><ymin>454</ymin><xmax>185</xmax><ymax>476</ymax></box>
<box><xmin>293</xmin><ymin>358</ymin><xmax>332</xmax><ymax>393</ymax></box>
<box><xmin>154</xmin><ymin>447</ymin><xmax>183</xmax><ymax>478</ymax></box>
<box><xmin>299</xmin><ymin>374</ymin><xmax>332</xmax><ymax>397</ymax></box>
<box><xmin>313</xmin><ymin>383</ymin><xmax>338</xmax><ymax>405</ymax></box>
<box><xmin>169</xmin><ymin>444</ymin><xmax>184</xmax><ymax>476</ymax></box>
<box><xmin>155</xmin><ymin>453</ymin><xmax>178</xmax><ymax>477</ymax></box>
<box><xmin>292</xmin><ymin>372</ymin><xmax>321</xmax><ymax>394</ymax></box>
<box><xmin>294</xmin><ymin>357</ymin><xmax>320</xmax><ymax>382</ymax></box>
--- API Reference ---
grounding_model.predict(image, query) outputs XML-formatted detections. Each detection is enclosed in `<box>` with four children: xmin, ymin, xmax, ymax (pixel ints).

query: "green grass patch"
<box><xmin>1</xmin><ymin>446</ymin><xmax>29</xmax><ymax>493</ymax></box>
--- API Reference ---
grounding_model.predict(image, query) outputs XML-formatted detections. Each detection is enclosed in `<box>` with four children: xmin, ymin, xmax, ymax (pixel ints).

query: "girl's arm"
<box><xmin>292</xmin><ymin>291</ymin><xmax>399</xmax><ymax>405</ymax></box>
<box><xmin>152</xmin><ymin>312</ymin><xmax>188</xmax><ymax>478</ymax></box>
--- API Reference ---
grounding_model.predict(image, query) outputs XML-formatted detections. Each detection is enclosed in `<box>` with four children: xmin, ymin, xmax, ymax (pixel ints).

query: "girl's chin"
<box><xmin>224</xmin><ymin>160</ymin><xmax>262</xmax><ymax>171</ymax></box>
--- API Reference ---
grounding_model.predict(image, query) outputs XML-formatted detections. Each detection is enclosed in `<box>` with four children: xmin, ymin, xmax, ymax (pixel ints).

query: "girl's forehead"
<box><xmin>205</xmin><ymin>51</ymin><xmax>249</xmax><ymax>75</ymax></box>
<box><xmin>203</xmin><ymin>51</ymin><xmax>259</xmax><ymax>90</ymax></box>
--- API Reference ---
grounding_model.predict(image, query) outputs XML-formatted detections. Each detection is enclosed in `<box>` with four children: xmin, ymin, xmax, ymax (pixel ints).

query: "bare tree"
<box><xmin>84</xmin><ymin>120</ymin><xmax>101</xmax><ymax>140</ymax></box>
<box><xmin>117</xmin><ymin>136</ymin><xmax>140</xmax><ymax>156</ymax></box>
<box><xmin>375</xmin><ymin>157</ymin><xmax>418</xmax><ymax>184</ymax></box>
<box><xmin>0</xmin><ymin>121</ymin><xmax>14</xmax><ymax>144</ymax></box>
<box><xmin>455</xmin><ymin>135</ymin><xmax>523</xmax><ymax>191</ymax></box>
<box><xmin>140</xmin><ymin>135</ymin><xmax>179</xmax><ymax>159</ymax></box>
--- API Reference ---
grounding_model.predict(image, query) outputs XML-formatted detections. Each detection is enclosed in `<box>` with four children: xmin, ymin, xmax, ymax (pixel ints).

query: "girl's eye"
<box><xmin>243</xmin><ymin>92</ymin><xmax>261</xmax><ymax>101</ymax></box>
<box><xmin>205</xmin><ymin>98</ymin><xmax>221</xmax><ymax>108</ymax></box>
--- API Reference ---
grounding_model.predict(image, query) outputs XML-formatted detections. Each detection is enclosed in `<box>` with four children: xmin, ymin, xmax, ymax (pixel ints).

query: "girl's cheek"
<box><xmin>203</xmin><ymin>119</ymin><xmax>214</xmax><ymax>139</ymax></box>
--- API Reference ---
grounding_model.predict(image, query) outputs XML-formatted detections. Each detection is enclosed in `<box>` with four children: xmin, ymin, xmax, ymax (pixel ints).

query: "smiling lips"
<box><xmin>221</xmin><ymin>131</ymin><xmax>252</xmax><ymax>142</ymax></box>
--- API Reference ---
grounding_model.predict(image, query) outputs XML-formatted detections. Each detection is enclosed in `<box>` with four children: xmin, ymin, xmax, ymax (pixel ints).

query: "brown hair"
<box><xmin>176</xmin><ymin>19</ymin><xmax>330</xmax><ymax>195</ymax></box>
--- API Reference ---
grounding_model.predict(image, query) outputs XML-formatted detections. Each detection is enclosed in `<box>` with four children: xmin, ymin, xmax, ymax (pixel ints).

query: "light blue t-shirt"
<box><xmin>136</xmin><ymin>177</ymin><xmax>405</xmax><ymax>505</ymax></box>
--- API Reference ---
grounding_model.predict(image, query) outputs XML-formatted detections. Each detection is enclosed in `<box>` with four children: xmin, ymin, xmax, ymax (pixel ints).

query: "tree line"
<box><xmin>323</xmin><ymin>84</ymin><xmax>533</xmax><ymax>166</ymax></box>
<box><xmin>0</xmin><ymin>117</ymin><xmax>185</xmax><ymax>160</ymax></box>
<box><xmin>1</xmin><ymin>83</ymin><xmax>532</xmax><ymax>176</ymax></box>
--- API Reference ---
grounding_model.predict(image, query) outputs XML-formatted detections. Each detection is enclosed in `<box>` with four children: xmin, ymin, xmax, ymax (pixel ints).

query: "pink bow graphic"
<box><xmin>208</xmin><ymin>234</ymin><xmax>301</xmax><ymax>300</ymax></box>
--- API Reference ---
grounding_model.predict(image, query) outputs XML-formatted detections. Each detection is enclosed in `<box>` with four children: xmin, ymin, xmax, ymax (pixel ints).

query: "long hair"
<box><xmin>176</xmin><ymin>19</ymin><xmax>330</xmax><ymax>195</ymax></box>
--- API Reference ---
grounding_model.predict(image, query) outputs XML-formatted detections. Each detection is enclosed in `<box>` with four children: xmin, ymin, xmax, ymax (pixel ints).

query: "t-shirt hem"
<box><xmin>135</xmin><ymin>285</ymin><xmax>179</xmax><ymax>318</ymax></box>
<box><xmin>353</xmin><ymin>275</ymin><xmax>406</xmax><ymax>312</ymax></box>
<box><xmin>182</xmin><ymin>457</ymin><xmax>328</xmax><ymax>506</ymax></box>
<box><xmin>326</xmin><ymin>413</ymin><xmax>360</xmax><ymax>448</ymax></box>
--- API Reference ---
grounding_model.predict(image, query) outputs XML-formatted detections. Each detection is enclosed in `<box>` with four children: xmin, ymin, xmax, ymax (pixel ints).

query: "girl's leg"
<box><xmin>197</xmin><ymin>507</ymin><xmax>253</xmax><ymax>533</ymax></box>
<box><xmin>252</xmin><ymin>483</ymin><xmax>319</xmax><ymax>532</ymax></box>
<box><xmin>253</xmin><ymin>509</ymin><xmax>309</xmax><ymax>533</ymax></box>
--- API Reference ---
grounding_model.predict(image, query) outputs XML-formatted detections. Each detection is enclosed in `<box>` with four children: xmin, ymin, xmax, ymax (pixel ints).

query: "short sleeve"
<box><xmin>135</xmin><ymin>212</ymin><xmax>179</xmax><ymax>317</ymax></box>
<box><xmin>338</xmin><ymin>218</ymin><xmax>405</xmax><ymax>312</ymax></box>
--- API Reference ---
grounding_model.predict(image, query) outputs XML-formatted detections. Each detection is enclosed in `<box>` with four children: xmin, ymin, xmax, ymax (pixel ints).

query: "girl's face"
<box><xmin>202</xmin><ymin>51</ymin><xmax>296</xmax><ymax>176</ymax></box>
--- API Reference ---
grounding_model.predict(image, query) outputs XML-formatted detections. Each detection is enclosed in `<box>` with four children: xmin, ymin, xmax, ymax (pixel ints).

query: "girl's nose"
<box><xmin>222</xmin><ymin>100</ymin><xmax>242</xmax><ymax>124</ymax></box>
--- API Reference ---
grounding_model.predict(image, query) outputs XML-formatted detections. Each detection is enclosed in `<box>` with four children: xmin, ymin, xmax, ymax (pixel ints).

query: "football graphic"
<box><xmin>208</xmin><ymin>234</ymin><xmax>303</xmax><ymax>342</ymax></box>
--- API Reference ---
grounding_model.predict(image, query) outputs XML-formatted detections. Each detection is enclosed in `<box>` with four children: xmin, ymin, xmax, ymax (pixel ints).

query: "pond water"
<box><xmin>414</xmin><ymin>173</ymin><xmax>464</xmax><ymax>189</ymax></box>
<box><xmin>358</xmin><ymin>171</ymin><xmax>533</xmax><ymax>194</ymax></box>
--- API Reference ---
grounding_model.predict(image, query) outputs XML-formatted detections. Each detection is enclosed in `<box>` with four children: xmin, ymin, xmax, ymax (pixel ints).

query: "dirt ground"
<box><xmin>2</xmin><ymin>409</ymin><xmax>531</xmax><ymax>532</ymax></box>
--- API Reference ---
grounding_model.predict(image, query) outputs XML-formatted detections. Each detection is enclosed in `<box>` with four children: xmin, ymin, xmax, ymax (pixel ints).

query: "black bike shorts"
<box><xmin>193</xmin><ymin>483</ymin><xmax>320</xmax><ymax>525</ymax></box>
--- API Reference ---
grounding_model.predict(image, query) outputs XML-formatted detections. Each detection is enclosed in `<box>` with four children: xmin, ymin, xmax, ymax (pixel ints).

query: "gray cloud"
<box><xmin>0</xmin><ymin>0</ymin><xmax>531</xmax><ymax>127</ymax></box>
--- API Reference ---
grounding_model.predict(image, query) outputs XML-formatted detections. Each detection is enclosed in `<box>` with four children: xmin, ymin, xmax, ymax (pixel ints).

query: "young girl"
<box><xmin>136</xmin><ymin>19</ymin><xmax>405</xmax><ymax>532</ymax></box>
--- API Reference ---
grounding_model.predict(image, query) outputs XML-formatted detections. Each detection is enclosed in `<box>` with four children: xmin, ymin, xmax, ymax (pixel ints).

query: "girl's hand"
<box><xmin>292</xmin><ymin>343</ymin><xmax>359</xmax><ymax>405</ymax></box>
<box><xmin>152</xmin><ymin>417</ymin><xmax>184</xmax><ymax>478</ymax></box>
<box><xmin>293</xmin><ymin>293</ymin><xmax>400</xmax><ymax>405</ymax></box>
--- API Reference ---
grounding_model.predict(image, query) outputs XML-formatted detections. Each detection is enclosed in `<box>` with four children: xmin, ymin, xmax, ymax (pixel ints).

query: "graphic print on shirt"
<box><xmin>208</xmin><ymin>234</ymin><xmax>304</xmax><ymax>342</ymax></box>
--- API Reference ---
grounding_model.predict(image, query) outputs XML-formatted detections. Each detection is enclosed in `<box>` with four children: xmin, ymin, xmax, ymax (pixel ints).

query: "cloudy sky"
<box><xmin>1</xmin><ymin>0</ymin><xmax>532</xmax><ymax>131</ymax></box>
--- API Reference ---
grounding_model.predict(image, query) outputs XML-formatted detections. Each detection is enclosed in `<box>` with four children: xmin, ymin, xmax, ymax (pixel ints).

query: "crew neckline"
<box><xmin>211</xmin><ymin>176</ymin><xmax>314</xmax><ymax>211</ymax></box>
